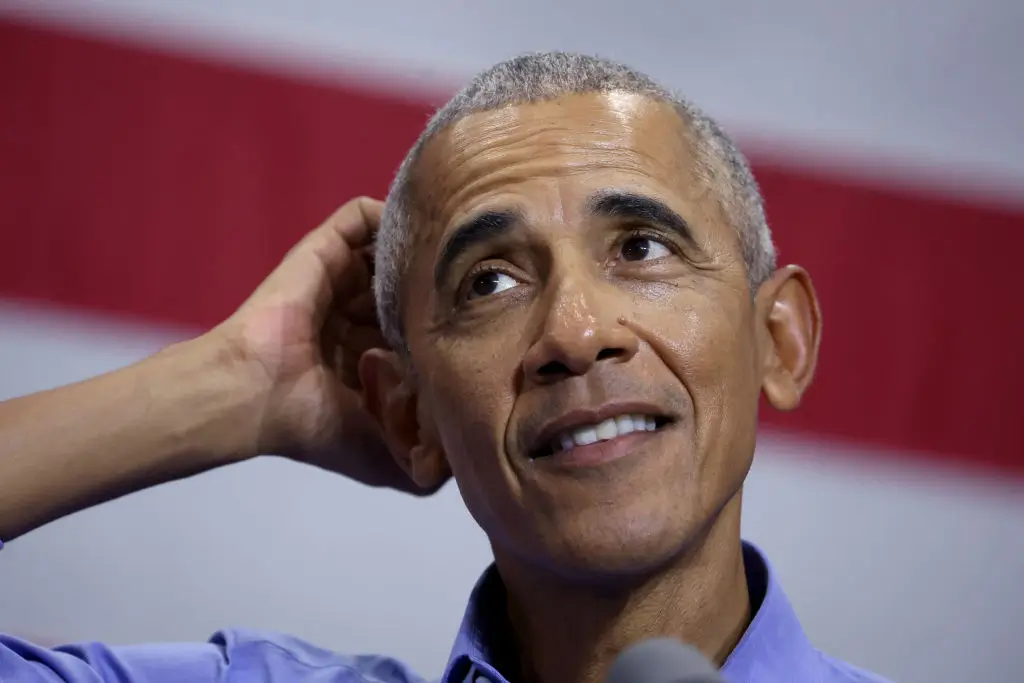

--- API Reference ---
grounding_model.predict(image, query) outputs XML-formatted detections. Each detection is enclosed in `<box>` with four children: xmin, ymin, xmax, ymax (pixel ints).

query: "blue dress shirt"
<box><xmin>0</xmin><ymin>542</ymin><xmax>892</xmax><ymax>682</ymax></box>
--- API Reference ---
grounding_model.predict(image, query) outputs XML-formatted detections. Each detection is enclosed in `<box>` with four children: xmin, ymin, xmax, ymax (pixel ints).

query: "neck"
<box><xmin>495</xmin><ymin>496</ymin><xmax>749</xmax><ymax>683</ymax></box>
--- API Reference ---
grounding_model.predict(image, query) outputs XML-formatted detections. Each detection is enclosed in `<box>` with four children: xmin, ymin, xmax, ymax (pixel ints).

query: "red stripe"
<box><xmin>2</xmin><ymin>20</ymin><xmax>1022</xmax><ymax>476</ymax></box>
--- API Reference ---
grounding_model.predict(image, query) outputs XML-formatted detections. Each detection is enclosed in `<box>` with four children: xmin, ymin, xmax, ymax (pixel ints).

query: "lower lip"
<box><xmin>532</xmin><ymin>428</ymin><xmax>665</xmax><ymax>469</ymax></box>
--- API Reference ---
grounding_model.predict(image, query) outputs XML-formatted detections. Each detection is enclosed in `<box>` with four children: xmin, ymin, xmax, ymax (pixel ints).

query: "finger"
<box><xmin>313</xmin><ymin>197</ymin><xmax>383</xmax><ymax>286</ymax></box>
<box><xmin>338</xmin><ymin>327</ymin><xmax>390</xmax><ymax>390</ymax></box>
<box><xmin>353</xmin><ymin>243</ymin><xmax>376</xmax><ymax>278</ymax></box>
<box><xmin>268</xmin><ymin>197</ymin><xmax>381</xmax><ymax>283</ymax></box>
<box><xmin>289</xmin><ymin>197</ymin><xmax>380</xmax><ymax>292</ymax></box>
<box><xmin>341</xmin><ymin>289</ymin><xmax>379</xmax><ymax>325</ymax></box>
<box><xmin>341</xmin><ymin>325</ymin><xmax>389</xmax><ymax>355</ymax></box>
<box><xmin>246</xmin><ymin>198</ymin><xmax>383</xmax><ymax>319</ymax></box>
<box><xmin>304</xmin><ymin>199</ymin><xmax>382</xmax><ymax>322</ymax></box>
<box><xmin>326</xmin><ymin>304</ymin><xmax>388</xmax><ymax>355</ymax></box>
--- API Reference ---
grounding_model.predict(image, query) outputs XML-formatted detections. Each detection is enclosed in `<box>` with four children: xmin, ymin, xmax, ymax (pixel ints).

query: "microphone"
<box><xmin>605</xmin><ymin>638</ymin><xmax>725</xmax><ymax>683</ymax></box>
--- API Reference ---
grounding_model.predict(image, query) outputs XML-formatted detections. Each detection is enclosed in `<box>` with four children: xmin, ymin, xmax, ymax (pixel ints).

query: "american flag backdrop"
<box><xmin>0</xmin><ymin>3</ymin><xmax>1022</xmax><ymax>683</ymax></box>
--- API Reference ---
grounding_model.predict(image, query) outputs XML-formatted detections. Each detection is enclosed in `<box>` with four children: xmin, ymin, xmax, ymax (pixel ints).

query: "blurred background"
<box><xmin>1</xmin><ymin>1</ymin><xmax>1023</xmax><ymax>682</ymax></box>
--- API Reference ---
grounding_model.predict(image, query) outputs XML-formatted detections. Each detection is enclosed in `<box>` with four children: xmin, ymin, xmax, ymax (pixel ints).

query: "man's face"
<box><xmin>401</xmin><ymin>92</ymin><xmax>766</xmax><ymax>579</ymax></box>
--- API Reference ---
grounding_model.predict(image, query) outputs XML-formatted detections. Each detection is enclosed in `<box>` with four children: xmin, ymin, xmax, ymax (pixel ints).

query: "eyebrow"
<box><xmin>586</xmin><ymin>190</ymin><xmax>698</xmax><ymax>249</ymax></box>
<box><xmin>434</xmin><ymin>209</ymin><xmax>524</xmax><ymax>289</ymax></box>
<box><xmin>432</xmin><ymin>191</ymin><xmax>698</xmax><ymax>289</ymax></box>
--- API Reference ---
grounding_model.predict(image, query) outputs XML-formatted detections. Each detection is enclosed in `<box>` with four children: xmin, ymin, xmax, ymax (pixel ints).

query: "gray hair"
<box><xmin>374</xmin><ymin>51</ymin><xmax>776</xmax><ymax>353</ymax></box>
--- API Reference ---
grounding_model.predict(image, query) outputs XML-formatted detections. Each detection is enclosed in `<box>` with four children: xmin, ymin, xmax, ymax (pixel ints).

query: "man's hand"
<box><xmin>0</xmin><ymin>197</ymin><xmax>439</xmax><ymax>543</ymax></box>
<box><xmin>211</xmin><ymin>197</ymin><xmax>432</xmax><ymax>493</ymax></box>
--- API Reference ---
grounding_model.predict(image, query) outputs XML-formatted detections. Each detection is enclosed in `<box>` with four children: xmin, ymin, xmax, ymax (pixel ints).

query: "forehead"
<box><xmin>411</xmin><ymin>92</ymin><xmax>719</xmax><ymax>234</ymax></box>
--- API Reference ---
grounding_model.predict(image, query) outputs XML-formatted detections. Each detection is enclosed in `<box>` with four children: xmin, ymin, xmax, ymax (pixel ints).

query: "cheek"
<box><xmin>419</xmin><ymin>335</ymin><xmax>523</xmax><ymax>468</ymax></box>
<box><xmin>638</xmin><ymin>288</ymin><xmax>760</xmax><ymax>439</ymax></box>
<box><xmin>635</xmin><ymin>289</ymin><xmax>759</xmax><ymax>514</ymax></box>
<box><xmin>685</xmin><ymin>303</ymin><xmax>755</xmax><ymax>394</ymax></box>
<box><xmin>417</xmin><ymin>337</ymin><xmax>527</xmax><ymax>539</ymax></box>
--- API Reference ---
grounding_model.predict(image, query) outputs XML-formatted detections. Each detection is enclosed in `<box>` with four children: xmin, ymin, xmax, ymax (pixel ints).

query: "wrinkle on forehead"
<box><xmin>407</xmin><ymin>91</ymin><xmax>730</xmax><ymax>268</ymax></box>
<box><xmin>419</xmin><ymin>95</ymin><xmax>692</xmax><ymax>213</ymax></box>
<box><xmin>446</xmin><ymin>153</ymin><xmax>674</xmax><ymax>220</ymax></box>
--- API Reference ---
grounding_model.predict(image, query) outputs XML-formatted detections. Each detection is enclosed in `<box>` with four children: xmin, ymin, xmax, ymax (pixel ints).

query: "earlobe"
<box><xmin>358</xmin><ymin>349</ymin><xmax>451</xmax><ymax>490</ymax></box>
<box><xmin>756</xmin><ymin>265</ymin><xmax>822</xmax><ymax>412</ymax></box>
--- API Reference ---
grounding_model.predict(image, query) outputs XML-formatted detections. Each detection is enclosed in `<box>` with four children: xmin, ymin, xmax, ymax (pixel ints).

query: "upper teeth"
<box><xmin>554</xmin><ymin>414</ymin><xmax>658</xmax><ymax>452</ymax></box>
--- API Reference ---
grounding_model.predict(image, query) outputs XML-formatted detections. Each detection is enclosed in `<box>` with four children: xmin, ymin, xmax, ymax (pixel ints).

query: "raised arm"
<box><xmin>0</xmin><ymin>197</ymin><xmax>429</xmax><ymax>545</ymax></box>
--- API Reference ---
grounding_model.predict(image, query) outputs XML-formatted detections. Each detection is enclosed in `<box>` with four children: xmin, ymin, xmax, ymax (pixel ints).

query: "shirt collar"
<box><xmin>442</xmin><ymin>541</ymin><xmax>818</xmax><ymax>683</ymax></box>
<box><xmin>719</xmin><ymin>542</ymin><xmax>819</xmax><ymax>682</ymax></box>
<box><xmin>442</xmin><ymin>565</ymin><xmax>513</xmax><ymax>683</ymax></box>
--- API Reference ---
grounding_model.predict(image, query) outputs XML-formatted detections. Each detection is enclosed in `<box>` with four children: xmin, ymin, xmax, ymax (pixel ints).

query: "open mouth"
<box><xmin>530</xmin><ymin>413</ymin><xmax>673</xmax><ymax>459</ymax></box>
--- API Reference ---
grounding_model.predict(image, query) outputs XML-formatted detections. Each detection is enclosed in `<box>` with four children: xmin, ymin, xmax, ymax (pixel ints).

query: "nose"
<box><xmin>521</xmin><ymin>273</ymin><xmax>640</xmax><ymax>385</ymax></box>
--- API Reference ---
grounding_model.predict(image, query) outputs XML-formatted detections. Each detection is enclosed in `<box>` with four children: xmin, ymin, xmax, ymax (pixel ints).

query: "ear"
<box><xmin>754</xmin><ymin>265</ymin><xmax>822</xmax><ymax>412</ymax></box>
<box><xmin>358</xmin><ymin>348</ymin><xmax>451</xmax><ymax>490</ymax></box>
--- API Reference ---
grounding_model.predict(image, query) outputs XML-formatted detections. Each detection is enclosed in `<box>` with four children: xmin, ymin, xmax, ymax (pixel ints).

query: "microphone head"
<box><xmin>605</xmin><ymin>638</ymin><xmax>724</xmax><ymax>683</ymax></box>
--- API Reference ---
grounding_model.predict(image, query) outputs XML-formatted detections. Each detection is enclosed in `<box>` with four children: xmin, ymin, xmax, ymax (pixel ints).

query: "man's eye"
<box><xmin>467</xmin><ymin>270</ymin><xmax>518</xmax><ymax>299</ymax></box>
<box><xmin>620</xmin><ymin>235</ymin><xmax>672</xmax><ymax>262</ymax></box>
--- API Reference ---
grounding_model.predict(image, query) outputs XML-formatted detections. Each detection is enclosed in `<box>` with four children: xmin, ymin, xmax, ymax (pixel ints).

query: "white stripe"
<box><xmin>2</xmin><ymin>0</ymin><xmax>1023</xmax><ymax>206</ymax></box>
<box><xmin>0</xmin><ymin>303</ymin><xmax>1021</xmax><ymax>683</ymax></box>
<box><xmin>747</xmin><ymin>434</ymin><xmax>1024</xmax><ymax>683</ymax></box>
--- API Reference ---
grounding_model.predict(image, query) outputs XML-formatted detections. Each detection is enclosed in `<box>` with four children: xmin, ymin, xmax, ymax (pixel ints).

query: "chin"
<box><xmin>536</xmin><ymin>511</ymin><xmax>703</xmax><ymax>583</ymax></box>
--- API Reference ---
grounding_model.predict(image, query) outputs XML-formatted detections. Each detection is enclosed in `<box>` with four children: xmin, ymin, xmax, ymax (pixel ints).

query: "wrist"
<box><xmin>147</xmin><ymin>330</ymin><xmax>268</xmax><ymax>465</ymax></box>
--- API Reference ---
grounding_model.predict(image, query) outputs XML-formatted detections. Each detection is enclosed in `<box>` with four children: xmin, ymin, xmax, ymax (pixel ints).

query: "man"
<box><xmin>0</xmin><ymin>52</ymin><xmax>891</xmax><ymax>683</ymax></box>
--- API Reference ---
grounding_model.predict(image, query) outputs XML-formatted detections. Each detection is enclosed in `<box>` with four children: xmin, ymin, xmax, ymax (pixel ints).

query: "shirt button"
<box><xmin>474</xmin><ymin>675</ymin><xmax>490</xmax><ymax>683</ymax></box>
